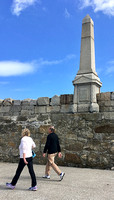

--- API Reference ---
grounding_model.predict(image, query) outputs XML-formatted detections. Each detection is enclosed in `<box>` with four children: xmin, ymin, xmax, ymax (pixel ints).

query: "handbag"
<box><xmin>32</xmin><ymin>150</ymin><xmax>36</xmax><ymax>158</ymax></box>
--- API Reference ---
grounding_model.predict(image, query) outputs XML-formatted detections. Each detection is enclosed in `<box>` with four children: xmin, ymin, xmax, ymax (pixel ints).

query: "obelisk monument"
<box><xmin>73</xmin><ymin>15</ymin><xmax>102</xmax><ymax>112</ymax></box>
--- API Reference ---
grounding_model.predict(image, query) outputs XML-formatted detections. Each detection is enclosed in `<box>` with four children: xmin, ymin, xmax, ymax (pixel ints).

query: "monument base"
<box><xmin>78</xmin><ymin>103</ymin><xmax>90</xmax><ymax>113</ymax></box>
<box><xmin>72</xmin><ymin>103</ymin><xmax>99</xmax><ymax>113</ymax></box>
<box><xmin>72</xmin><ymin>104</ymin><xmax>78</xmax><ymax>112</ymax></box>
<box><xmin>90</xmin><ymin>103</ymin><xmax>99</xmax><ymax>113</ymax></box>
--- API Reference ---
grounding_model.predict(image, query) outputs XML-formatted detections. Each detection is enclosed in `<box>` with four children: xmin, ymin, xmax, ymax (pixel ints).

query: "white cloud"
<box><xmin>11</xmin><ymin>0</ymin><xmax>40</xmax><ymax>16</ymax></box>
<box><xmin>37</xmin><ymin>54</ymin><xmax>76</xmax><ymax>66</ymax></box>
<box><xmin>79</xmin><ymin>0</ymin><xmax>114</xmax><ymax>16</ymax></box>
<box><xmin>64</xmin><ymin>8</ymin><xmax>71</xmax><ymax>19</ymax></box>
<box><xmin>0</xmin><ymin>55</ymin><xmax>76</xmax><ymax>76</ymax></box>
<box><xmin>38</xmin><ymin>58</ymin><xmax>63</xmax><ymax>66</ymax></box>
<box><xmin>0</xmin><ymin>61</ymin><xmax>35</xmax><ymax>76</ymax></box>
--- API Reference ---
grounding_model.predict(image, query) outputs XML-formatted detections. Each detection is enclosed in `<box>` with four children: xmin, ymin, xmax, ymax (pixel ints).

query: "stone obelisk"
<box><xmin>72</xmin><ymin>15</ymin><xmax>102</xmax><ymax>112</ymax></box>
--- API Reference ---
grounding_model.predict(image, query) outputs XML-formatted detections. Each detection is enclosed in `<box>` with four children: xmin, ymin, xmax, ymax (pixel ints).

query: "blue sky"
<box><xmin>0</xmin><ymin>0</ymin><xmax>114</xmax><ymax>100</ymax></box>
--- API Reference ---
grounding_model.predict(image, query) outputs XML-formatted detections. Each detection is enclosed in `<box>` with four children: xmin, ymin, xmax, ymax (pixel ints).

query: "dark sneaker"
<box><xmin>60</xmin><ymin>172</ymin><xmax>65</xmax><ymax>181</ymax></box>
<box><xmin>29</xmin><ymin>185</ymin><xmax>37</xmax><ymax>191</ymax></box>
<box><xmin>6</xmin><ymin>183</ymin><xmax>15</xmax><ymax>189</ymax></box>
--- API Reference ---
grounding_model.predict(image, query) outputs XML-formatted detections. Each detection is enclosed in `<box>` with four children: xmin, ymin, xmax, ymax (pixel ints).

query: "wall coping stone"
<box><xmin>97</xmin><ymin>92</ymin><xmax>111</xmax><ymax>101</ymax></box>
<box><xmin>13</xmin><ymin>100</ymin><xmax>21</xmax><ymax>105</ymax></box>
<box><xmin>111</xmin><ymin>92</ymin><xmax>114</xmax><ymax>100</ymax></box>
<box><xmin>50</xmin><ymin>95</ymin><xmax>60</xmax><ymax>106</ymax></box>
<box><xmin>37</xmin><ymin>97</ymin><xmax>50</xmax><ymax>105</ymax></box>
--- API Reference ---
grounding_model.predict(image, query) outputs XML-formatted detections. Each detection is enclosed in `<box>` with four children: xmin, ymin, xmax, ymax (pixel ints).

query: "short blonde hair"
<box><xmin>22</xmin><ymin>128</ymin><xmax>30</xmax><ymax>137</ymax></box>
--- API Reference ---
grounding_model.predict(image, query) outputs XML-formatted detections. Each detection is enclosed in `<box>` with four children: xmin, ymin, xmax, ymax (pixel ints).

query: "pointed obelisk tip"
<box><xmin>82</xmin><ymin>14</ymin><xmax>93</xmax><ymax>24</ymax></box>
<box><xmin>85</xmin><ymin>14</ymin><xmax>91</xmax><ymax>19</ymax></box>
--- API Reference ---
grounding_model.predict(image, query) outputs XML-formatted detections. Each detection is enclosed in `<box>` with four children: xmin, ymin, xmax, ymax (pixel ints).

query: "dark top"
<box><xmin>43</xmin><ymin>132</ymin><xmax>61</xmax><ymax>154</ymax></box>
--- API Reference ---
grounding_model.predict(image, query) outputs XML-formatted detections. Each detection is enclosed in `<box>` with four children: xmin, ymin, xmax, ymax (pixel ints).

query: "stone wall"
<box><xmin>0</xmin><ymin>94</ymin><xmax>74</xmax><ymax>117</ymax></box>
<box><xmin>0</xmin><ymin>92</ymin><xmax>114</xmax><ymax>169</ymax></box>
<box><xmin>97</xmin><ymin>92</ymin><xmax>114</xmax><ymax>112</ymax></box>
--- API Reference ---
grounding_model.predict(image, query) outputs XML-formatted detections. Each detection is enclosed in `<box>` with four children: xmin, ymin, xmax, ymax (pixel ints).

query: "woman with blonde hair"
<box><xmin>6</xmin><ymin>128</ymin><xmax>37</xmax><ymax>191</ymax></box>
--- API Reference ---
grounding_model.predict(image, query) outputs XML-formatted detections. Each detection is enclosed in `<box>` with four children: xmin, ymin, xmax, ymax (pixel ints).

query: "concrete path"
<box><xmin>0</xmin><ymin>162</ymin><xmax>114</xmax><ymax>200</ymax></box>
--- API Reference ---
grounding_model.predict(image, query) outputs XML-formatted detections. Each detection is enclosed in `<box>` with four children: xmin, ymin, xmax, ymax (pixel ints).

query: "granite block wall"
<box><xmin>0</xmin><ymin>92</ymin><xmax>114</xmax><ymax>169</ymax></box>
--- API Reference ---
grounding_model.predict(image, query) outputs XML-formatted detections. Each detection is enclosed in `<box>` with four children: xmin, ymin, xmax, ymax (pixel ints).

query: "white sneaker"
<box><xmin>29</xmin><ymin>185</ymin><xmax>37</xmax><ymax>191</ymax></box>
<box><xmin>6</xmin><ymin>183</ymin><xmax>15</xmax><ymax>189</ymax></box>
<box><xmin>60</xmin><ymin>172</ymin><xmax>65</xmax><ymax>181</ymax></box>
<box><xmin>42</xmin><ymin>175</ymin><xmax>50</xmax><ymax>179</ymax></box>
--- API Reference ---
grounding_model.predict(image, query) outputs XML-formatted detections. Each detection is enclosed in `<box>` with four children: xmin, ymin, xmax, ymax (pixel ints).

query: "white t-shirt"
<box><xmin>19</xmin><ymin>136</ymin><xmax>36</xmax><ymax>158</ymax></box>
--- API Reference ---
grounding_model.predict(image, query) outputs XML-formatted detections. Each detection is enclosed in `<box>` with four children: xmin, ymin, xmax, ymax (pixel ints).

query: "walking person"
<box><xmin>6</xmin><ymin>128</ymin><xmax>37</xmax><ymax>191</ymax></box>
<box><xmin>43</xmin><ymin>126</ymin><xmax>65</xmax><ymax>180</ymax></box>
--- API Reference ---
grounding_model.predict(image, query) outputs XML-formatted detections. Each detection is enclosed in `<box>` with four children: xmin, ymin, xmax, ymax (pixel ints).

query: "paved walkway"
<box><xmin>0</xmin><ymin>162</ymin><xmax>114</xmax><ymax>200</ymax></box>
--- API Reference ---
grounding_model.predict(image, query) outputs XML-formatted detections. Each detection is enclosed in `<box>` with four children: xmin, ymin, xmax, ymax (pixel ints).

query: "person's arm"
<box><xmin>58</xmin><ymin>152</ymin><xmax>62</xmax><ymax>158</ymax></box>
<box><xmin>57</xmin><ymin>136</ymin><xmax>62</xmax><ymax>158</ymax></box>
<box><xmin>23</xmin><ymin>153</ymin><xmax>28</xmax><ymax>164</ymax></box>
<box><xmin>43</xmin><ymin>153</ymin><xmax>46</xmax><ymax>157</ymax></box>
<box><xmin>32</xmin><ymin>139</ymin><xmax>36</xmax><ymax>149</ymax></box>
<box><xmin>57</xmin><ymin>136</ymin><xmax>61</xmax><ymax>152</ymax></box>
<box><xmin>43</xmin><ymin>135</ymin><xmax>50</xmax><ymax>155</ymax></box>
<box><xmin>21</xmin><ymin>139</ymin><xmax>28</xmax><ymax>164</ymax></box>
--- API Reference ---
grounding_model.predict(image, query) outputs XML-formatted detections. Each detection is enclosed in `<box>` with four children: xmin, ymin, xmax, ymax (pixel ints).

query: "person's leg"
<box><xmin>11</xmin><ymin>159</ymin><xmax>25</xmax><ymax>186</ymax></box>
<box><xmin>45</xmin><ymin>158</ymin><xmax>52</xmax><ymax>176</ymax></box>
<box><xmin>27</xmin><ymin>157</ymin><xmax>37</xmax><ymax>187</ymax></box>
<box><xmin>48</xmin><ymin>153</ymin><xmax>61</xmax><ymax>175</ymax></box>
